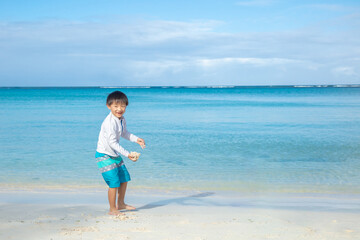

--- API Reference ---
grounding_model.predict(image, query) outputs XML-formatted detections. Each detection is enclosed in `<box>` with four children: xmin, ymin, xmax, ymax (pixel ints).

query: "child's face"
<box><xmin>107</xmin><ymin>101</ymin><xmax>127</xmax><ymax>119</ymax></box>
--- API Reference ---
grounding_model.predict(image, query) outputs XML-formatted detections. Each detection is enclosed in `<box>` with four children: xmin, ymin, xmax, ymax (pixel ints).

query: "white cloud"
<box><xmin>305</xmin><ymin>4</ymin><xmax>356</xmax><ymax>12</ymax></box>
<box><xmin>0</xmin><ymin>17</ymin><xmax>359</xmax><ymax>86</ymax></box>
<box><xmin>196</xmin><ymin>57</ymin><xmax>301</xmax><ymax>67</ymax></box>
<box><xmin>124</xmin><ymin>20</ymin><xmax>221</xmax><ymax>44</ymax></box>
<box><xmin>332</xmin><ymin>66</ymin><xmax>358</xmax><ymax>76</ymax></box>
<box><xmin>63</xmin><ymin>53</ymin><xmax>120</xmax><ymax>57</ymax></box>
<box><xmin>0</xmin><ymin>20</ymin><xmax>221</xmax><ymax>46</ymax></box>
<box><xmin>125</xmin><ymin>60</ymin><xmax>187</xmax><ymax>78</ymax></box>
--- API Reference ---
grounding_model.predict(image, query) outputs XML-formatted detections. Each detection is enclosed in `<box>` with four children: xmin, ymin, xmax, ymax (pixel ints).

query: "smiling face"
<box><xmin>107</xmin><ymin>101</ymin><xmax>127</xmax><ymax>119</ymax></box>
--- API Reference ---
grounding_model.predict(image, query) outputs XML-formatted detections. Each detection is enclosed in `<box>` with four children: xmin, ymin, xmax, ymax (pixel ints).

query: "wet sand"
<box><xmin>0</xmin><ymin>189</ymin><xmax>359</xmax><ymax>240</ymax></box>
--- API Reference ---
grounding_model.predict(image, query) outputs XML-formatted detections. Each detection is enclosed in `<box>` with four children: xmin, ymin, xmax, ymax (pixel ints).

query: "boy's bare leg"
<box><xmin>117</xmin><ymin>182</ymin><xmax>136</xmax><ymax>210</ymax></box>
<box><xmin>108</xmin><ymin>187</ymin><xmax>123</xmax><ymax>215</ymax></box>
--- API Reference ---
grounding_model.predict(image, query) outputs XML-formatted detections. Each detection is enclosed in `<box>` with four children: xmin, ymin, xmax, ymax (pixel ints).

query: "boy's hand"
<box><xmin>128</xmin><ymin>152</ymin><xmax>140</xmax><ymax>162</ymax></box>
<box><xmin>137</xmin><ymin>138</ymin><xmax>146</xmax><ymax>149</ymax></box>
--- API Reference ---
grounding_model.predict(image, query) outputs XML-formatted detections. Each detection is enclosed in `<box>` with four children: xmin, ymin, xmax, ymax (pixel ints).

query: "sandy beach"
<box><xmin>1</xmin><ymin>189</ymin><xmax>359</xmax><ymax>240</ymax></box>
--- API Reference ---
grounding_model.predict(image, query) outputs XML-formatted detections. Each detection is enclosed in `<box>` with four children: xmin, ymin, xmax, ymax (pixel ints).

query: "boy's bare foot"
<box><xmin>108</xmin><ymin>210</ymin><xmax>124</xmax><ymax>216</ymax></box>
<box><xmin>117</xmin><ymin>204</ymin><xmax>136</xmax><ymax>211</ymax></box>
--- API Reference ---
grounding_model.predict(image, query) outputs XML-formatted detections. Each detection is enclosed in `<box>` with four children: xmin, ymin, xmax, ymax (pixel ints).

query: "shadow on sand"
<box><xmin>136</xmin><ymin>192</ymin><xmax>215</xmax><ymax>210</ymax></box>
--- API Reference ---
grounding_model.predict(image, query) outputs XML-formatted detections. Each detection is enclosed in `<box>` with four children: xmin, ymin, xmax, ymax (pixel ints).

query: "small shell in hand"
<box><xmin>130</xmin><ymin>152</ymin><xmax>141</xmax><ymax>161</ymax></box>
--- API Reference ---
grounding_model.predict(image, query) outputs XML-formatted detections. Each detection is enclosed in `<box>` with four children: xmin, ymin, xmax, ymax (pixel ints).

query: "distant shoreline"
<box><xmin>1</xmin><ymin>84</ymin><xmax>360</xmax><ymax>89</ymax></box>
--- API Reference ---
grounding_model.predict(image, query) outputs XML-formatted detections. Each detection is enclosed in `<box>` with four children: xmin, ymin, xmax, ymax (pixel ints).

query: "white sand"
<box><xmin>0</xmin><ymin>189</ymin><xmax>359</xmax><ymax>240</ymax></box>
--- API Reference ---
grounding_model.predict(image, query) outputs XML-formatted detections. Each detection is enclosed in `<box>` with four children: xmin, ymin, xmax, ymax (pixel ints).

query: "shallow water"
<box><xmin>1</xmin><ymin>86</ymin><xmax>359</xmax><ymax>193</ymax></box>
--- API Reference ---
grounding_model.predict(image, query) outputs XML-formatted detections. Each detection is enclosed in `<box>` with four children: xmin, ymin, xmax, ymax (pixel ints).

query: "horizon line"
<box><xmin>1</xmin><ymin>84</ymin><xmax>360</xmax><ymax>89</ymax></box>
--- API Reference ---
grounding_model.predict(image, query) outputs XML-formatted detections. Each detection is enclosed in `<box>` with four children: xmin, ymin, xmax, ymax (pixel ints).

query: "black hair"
<box><xmin>106</xmin><ymin>91</ymin><xmax>129</xmax><ymax>106</ymax></box>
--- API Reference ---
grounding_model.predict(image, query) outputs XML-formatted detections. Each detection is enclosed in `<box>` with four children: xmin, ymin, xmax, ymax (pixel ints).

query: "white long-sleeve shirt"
<box><xmin>96</xmin><ymin>112</ymin><xmax>138</xmax><ymax>158</ymax></box>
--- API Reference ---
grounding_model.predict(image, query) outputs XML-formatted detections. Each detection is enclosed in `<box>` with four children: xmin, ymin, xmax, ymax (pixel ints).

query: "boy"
<box><xmin>95</xmin><ymin>91</ymin><xmax>145</xmax><ymax>215</ymax></box>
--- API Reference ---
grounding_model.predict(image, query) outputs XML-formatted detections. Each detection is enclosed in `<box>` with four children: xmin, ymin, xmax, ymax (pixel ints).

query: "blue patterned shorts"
<box><xmin>95</xmin><ymin>151</ymin><xmax>131</xmax><ymax>188</ymax></box>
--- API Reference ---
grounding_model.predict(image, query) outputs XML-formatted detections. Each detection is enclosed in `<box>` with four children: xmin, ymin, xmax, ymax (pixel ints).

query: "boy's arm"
<box><xmin>121</xmin><ymin>119</ymin><xmax>139</xmax><ymax>143</ymax></box>
<box><xmin>107</xmin><ymin>124</ymin><xmax>130</xmax><ymax>158</ymax></box>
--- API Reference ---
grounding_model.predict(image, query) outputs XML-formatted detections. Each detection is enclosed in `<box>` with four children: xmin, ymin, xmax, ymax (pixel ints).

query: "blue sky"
<box><xmin>0</xmin><ymin>0</ymin><xmax>359</xmax><ymax>86</ymax></box>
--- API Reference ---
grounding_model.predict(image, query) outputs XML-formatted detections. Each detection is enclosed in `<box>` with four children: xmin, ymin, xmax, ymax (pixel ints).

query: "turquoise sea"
<box><xmin>1</xmin><ymin>86</ymin><xmax>360</xmax><ymax>193</ymax></box>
